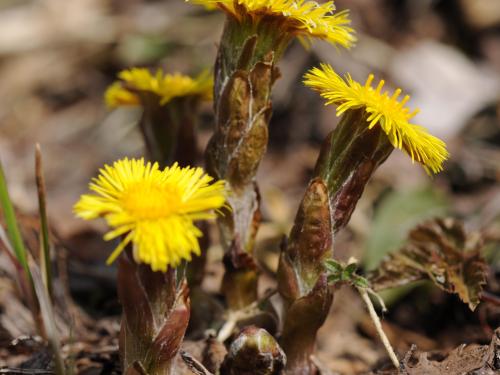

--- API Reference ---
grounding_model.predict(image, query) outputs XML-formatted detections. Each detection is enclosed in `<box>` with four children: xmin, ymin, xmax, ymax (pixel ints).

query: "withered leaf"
<box><xmin>399</xmin><ymin>328</ymin><xmax>500</xmax><ymax>375</ymax></box>
<box><xmin>368</xmin><ymin>218</ymin><xmax>487</xmax><ymax>310</ymax></box>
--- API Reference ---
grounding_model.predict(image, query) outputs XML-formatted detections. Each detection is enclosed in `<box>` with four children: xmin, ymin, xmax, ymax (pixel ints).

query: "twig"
<box><xmin>358</xmin><ymin>287</ymin><xmax>399</xmax><ymax>369</ymax></box>
<box><xmin>180</xmin><ymin>351</ymin><xmax>214</xmax><ymax>375</ymax></box>
<box><xmin>217</xmin><ymin>314</ymin><xmax>238</xmax><ymax>342</ymax></box>
<box><xmin>217</xmin><ymin>304</ymin><xmax>259</xmax><ymax>342</ymax></box>
<box><xmin>217</xmin><ymin>289</ymin><xmax>277</xmax><ymax>342</ymax></box>
<box><xmin>35</xmin><ymin>144</ymin><xmax>53</xmax><ymax>299</ymax></box>
<box><xmin>367</xmin><ymin>287</ymin><xmax>388</xmax><ymax>312</ymax></box>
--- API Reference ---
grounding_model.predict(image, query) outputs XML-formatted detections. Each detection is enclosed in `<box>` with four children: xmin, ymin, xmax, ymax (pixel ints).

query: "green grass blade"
<box><xmin>0</xmin><ymin>157</ymin><xmax>30</xmax><ymax>276</ymax></box>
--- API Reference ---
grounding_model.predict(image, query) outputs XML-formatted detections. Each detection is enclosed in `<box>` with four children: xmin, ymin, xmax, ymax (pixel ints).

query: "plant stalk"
<box><xmin>35</xmin><ymin>144</ymin><xmax>53</xmax><ymax>299</ymax></box>
<box><xmin>118</xmin><ymin>249</ymin><xmax>190</xmax><ymax>374</ymax></box>
<box><xmin>278</xmin><ymin>111</ymin><xmax>394</xmax><ymax>374</ymax></box>
<box><xmin>208</xmin><ymin>16</ymin><xmax>289</xmax><ymax>309</ymax></box>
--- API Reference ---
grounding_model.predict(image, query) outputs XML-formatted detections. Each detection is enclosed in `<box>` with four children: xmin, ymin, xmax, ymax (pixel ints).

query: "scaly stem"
<box><xmin>279</xmin><ymin>111</ymin><xmax>394</xmax><ymax>374</ymax></box>
<box><xmin>118</xmin><ymin>250</ymin><xmax>190</xmax><ymax>374</ymax></box>
<box><xmin>208</xmin><ymin>16</ymin><xmax>290</xmax><ymax>310</ymax></box>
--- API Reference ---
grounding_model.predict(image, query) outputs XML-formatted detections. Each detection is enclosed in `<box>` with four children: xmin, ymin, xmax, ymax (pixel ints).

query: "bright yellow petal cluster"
<box><xmin>74</xmin><ymin>158</ymin><xmax>226</xmax><ymax>272</ymax></box>
<box><xmin>190</xmin><ymin>0</ymin><xmax>355</xmax><ymax>48</ymax></box>
<box><xmin>104</xmin><ymin>82</ymin><xmax>141</xmax><ymax>107</ymax></box>
<box><xmin>104</xmin><ymin>68</ymin><xmax>213</xmax><ymax>108</ymax></box>
<box><xmin>304</xmin><ymin>64</ymin><xmax>449</xmax><ymax>174</ymax></box>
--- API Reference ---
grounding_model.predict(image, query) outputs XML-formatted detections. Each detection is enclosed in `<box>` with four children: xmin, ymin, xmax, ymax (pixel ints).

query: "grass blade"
<box><xmin>35</xmin><ymin>144</ymin><xmax>53</xmax><ymax>298</ymax></box>
<box><xmin>0</xmin><ymin>157</ymin><xmax>30</xmax><ymax>277</ymax></box>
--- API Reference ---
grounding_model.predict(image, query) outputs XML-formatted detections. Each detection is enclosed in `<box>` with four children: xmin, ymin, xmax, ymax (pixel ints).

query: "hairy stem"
<box><xmin>208</xmin><ymin>16</ymin><xmax>288</xmax><ymax>309</ymax></box>
<box><xmin>279</xmin><ymin>111</ymin><xmax>394</xmax><ymax>374</ymax></box>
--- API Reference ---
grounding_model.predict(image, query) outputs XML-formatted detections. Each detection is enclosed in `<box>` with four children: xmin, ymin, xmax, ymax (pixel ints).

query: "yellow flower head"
<box><xmin>304</xmin><ymin>64</ymin><xmax>449</xmax><ymax>174</ymax></box>
<box><xmin>105</xmin><ymin>68</ymin><xmax>213</xmax><ymax>108</ymax></box>
<box><xmin>74</xmin><ymin>158</ymin><xmax>226</xmax><ymax>272</ymax></box>
<box><xmin>190</xmin><ymin>0</ymin><xmax>355</xmax><ymax>48</ymax></box>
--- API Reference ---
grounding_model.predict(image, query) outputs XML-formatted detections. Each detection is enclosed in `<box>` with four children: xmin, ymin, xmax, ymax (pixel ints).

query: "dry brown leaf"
<box><xmin>369</xmin><ymin>218</ymin><xmax>487</xmax><ymax>311</ymax></box>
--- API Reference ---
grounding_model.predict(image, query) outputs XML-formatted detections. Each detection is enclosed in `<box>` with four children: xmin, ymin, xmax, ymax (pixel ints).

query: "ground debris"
<box><xmin>386</xmin><ymin>328</ymin><xmax>500</xmax><ymax>375</ymax></box>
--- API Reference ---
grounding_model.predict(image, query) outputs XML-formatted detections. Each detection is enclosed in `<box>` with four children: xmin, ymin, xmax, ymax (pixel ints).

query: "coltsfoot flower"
<box><xmin>304</xmin><ymin>64</ymin><xmax>449</xmax><ymax>174</ymax></box>
<box><xmin>190</xmin><ymin>0</ymin><xmax>355</xmax><ymax>48</ymax></box>
<box><xmin>74</xmin><ymin>158</ymin><xmax>226</xmax><ymax>272</ymax></box>
<box><xmin>105</xmin><ymin>68</ymin><xmax>213</xmax><ymax>108</ymax></box>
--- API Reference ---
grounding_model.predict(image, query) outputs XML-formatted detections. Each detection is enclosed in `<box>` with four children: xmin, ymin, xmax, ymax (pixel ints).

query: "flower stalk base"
<box><xmin>118</xmin><ymin>251</ymin><xmax>190</xmax><ymax>374</ymax></box>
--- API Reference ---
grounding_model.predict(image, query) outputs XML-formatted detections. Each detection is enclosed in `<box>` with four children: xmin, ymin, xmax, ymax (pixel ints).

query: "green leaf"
<box><xmin>353</xmin><ymin>276</ymin><xmax>370</xmax><ymax>288</ymax></box>
<box><xmin>343</xmin><ymin>263</ymin><xmax>357</xmax><ymax>277</ymax></box>
<box><xmin>368</xmin><ymin>218</ymin><xmax>487</xmax><ymax>311</ymax></box>
<box><xmin>325</xmin><ymin>260</ymin><xmax>371</xmax><ymax>290</ymax></box>
<box><xmin>324</xmin><ymin>259</ymin><xmax>343</xmax><ymax>273</ymax></box>
<box><xmin>365</xmin><ymin>187</ymin><xmax>448</xmax><ymax>270</ymax></box>
<box><xmin>327</xmin><ymin>275</ymin><xmax>340</xmax><ymax>284</ymax></box>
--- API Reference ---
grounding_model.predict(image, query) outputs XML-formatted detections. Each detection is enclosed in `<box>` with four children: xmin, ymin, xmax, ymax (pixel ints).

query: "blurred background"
<box><xmin>0</xmin><ymin>0</ymin><xmax>499</xmax><ymax>373</ymax></box>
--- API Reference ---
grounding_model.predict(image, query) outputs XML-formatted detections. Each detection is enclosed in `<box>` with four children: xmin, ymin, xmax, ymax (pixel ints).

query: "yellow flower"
<box><xmin>74</xmin><ymin>158</ymin><xmax>226</xmax><ymax>272</ymax></box>
<box><xmin>190</xmin><ymin>0</ymin><xmax>355</xmax><ymax>48</ymax></box>
<box><xmin>304</xmin><ymin>64</ymin><xmax>449</xmax><ymax>174</ymax></box>
<box><xmin>104</xmin><ymin>82</ymin><xmax>141</xmax><ymax>107</ymax></box>
<box><xmin>104</xmin><ymin>68</ymin><xmax>213</xmax><ymax>108</ymax></box>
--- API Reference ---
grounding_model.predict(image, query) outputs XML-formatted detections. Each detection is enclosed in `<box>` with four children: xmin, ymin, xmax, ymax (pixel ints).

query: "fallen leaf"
<box><xmin>368</xmin><ymin>218</ymin><xmax>487</xmax><ymax>310</ymax></box>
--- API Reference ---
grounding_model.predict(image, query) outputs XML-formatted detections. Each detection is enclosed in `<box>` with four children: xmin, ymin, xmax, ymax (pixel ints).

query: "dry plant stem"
<box><xmin>208</xmin><ymin>16</ymin><xmax>287</xmax><ymax>309</ymax></box>
<box><xmin>0</xmin><ymin>226</ymin><xmax>44</xmax><ymax>338</ymax></box>
<box><xmin>118</xmin><ymin>249</ymin><xmax>190</xmax><ymax>375</ymax></box>
<box><xmin>29</xmin><ymin>258</ymin><xmax>65</xmax><ymax>375</ymax></box>
<box><xmin>278</xmin><ymin>110</ymin><xmax>394</xmax><ymax>374</ymax></box>
<box><xmin>35</xmin><ymin>144</ymin><xmax>53</xmax><ymax>299</ymax></box>
<box><xmin>358</xmin><ymin>287</ymin><xmax>400</xmax><ymax>369</ymax></box>
<box><xmin>181</xmin><ymin>351</ymin><xmax>214</xmax><ymax>375</ymax></box>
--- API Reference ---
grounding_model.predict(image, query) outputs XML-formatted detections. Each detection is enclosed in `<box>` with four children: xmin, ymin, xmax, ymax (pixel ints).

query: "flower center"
<box><xmin>121</xmin><ymin>182</ymin><xmax>180</xmax><ymax>220</ymax></box>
